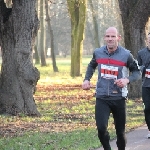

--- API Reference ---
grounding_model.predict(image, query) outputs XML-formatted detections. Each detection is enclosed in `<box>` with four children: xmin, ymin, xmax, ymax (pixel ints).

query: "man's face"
<box><xmin>104</xmin><ymin>29</ymin><xmax>120</xmax><ymax>53</ymax></box>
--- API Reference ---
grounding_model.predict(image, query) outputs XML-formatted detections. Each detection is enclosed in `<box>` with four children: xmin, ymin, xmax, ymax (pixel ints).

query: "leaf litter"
<box><xmin>0</xmin><ymin>83</ymin><xmax>96</xmax><ymax>137</ymax></box>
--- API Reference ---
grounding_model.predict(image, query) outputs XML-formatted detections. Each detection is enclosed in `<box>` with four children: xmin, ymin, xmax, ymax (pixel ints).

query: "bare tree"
<box><xmin>39</xmin><ymin>0</ymin><xmax>47</xmax><ymax>66</ymax></box>
<box><xmin>67</xmin><ymin>0</ymin><xmax>87</xmax><ymax>77</ymax></box>
<box><xmin>88</xmin><ymin>0</ymin><xmax>100</xmax><ymax>48</ymax></box>
<box><xmin>34</xmin><ymin>0</ymin><xmax>40</xmax><ymax>64</ymax></box>
<box><xmin>45</xmin><ymin>0</ymin><xmax>58</xmax><ymax>72</ymax></box>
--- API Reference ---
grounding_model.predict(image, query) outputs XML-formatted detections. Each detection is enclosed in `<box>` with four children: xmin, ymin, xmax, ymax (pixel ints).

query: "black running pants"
<box><xmin>95</xmin><ymin>98</ymin><xmax>127</xmax><ymax>150</ymax></box>
<box><xmin>142</xmin><ymin>87</ymin><xmax>150</xmax><ymax>130</ymax></box>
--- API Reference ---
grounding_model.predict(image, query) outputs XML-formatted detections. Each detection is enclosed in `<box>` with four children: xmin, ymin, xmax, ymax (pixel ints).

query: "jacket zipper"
<box><xmin>108</xmin><ymin>56</ymin><xmax>110</xmax><ymax>96</ymax></box>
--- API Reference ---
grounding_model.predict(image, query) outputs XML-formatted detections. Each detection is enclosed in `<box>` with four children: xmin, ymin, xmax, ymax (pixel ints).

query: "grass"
<box><xmin>0</xmin><ymin>56</ymin><xmax>145</xmax><ymax>150</ymax></box>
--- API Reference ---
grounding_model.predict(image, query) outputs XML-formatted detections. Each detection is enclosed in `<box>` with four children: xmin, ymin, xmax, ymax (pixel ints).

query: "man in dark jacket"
<box><xmin>82</xmin><ymin>27</ymin><xmax>141</xmax><ymax>150</ymax></box>
<box><xmin>137</xmin><ymin>32</ymin><xmax>150</xmax><ymax>139</ymax></box>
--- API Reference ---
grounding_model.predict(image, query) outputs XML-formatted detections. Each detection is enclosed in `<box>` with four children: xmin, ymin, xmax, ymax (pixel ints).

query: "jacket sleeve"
<box><xmin>127</xmin><ymin>53</ymin><xmax>142</xmax><ymax>83</ymax></box>
<box><xmin>84</xmin><ymin>52</ymin><xmax>98</xmax><ymax>81</ymax></box>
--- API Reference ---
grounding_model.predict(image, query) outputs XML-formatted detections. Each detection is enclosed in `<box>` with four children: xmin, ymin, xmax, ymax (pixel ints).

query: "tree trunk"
<box><xmin>67</xmin><ymin>0</ymin><xmax>87</xmax><ymax>77</ymax></box>
<box><xmin>39</xmin><ymin>0</ymin><xmax>46</xmax><ymax>66</ymax></box>
<box><xmin>45</xmin><ymin>0</ymin><xmax>58</xmax><ymax>72</ymax></box>
<box><xmin>118</xmin><ymin>0</ymin><xmax>150</xmax><ymax>98</ymax></box>
<box><xmin>34</xmin><ymin>39</ymin><xmax>40</xmax><ymax>64</ymax></box>
<box><xmin>34</xmin><ymin>0</ymin><xmax>40</xmax><ymax>64</ymax></box>
<box><xmin>88</xmin><ymin>0</ymin><xmax>100</xmax><ymax>48</ymax></box>
<box><xmin>0</xmin><ymin>0</ymin><xmax>40</xmax><ymax>116</ymax></box>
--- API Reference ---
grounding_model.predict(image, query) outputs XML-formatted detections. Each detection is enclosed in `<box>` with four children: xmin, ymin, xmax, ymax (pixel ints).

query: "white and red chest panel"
<box><xmin>101</xmin><ymin>64</ymin><xmax>119</xmax><ymax>80</ymax></box>
<box><xmin>145</xmin><ymin>69</ymin><xmax>150</xmax><ymax>78</ymax></box>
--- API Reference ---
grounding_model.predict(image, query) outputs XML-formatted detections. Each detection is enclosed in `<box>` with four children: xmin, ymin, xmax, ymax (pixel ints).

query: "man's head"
<box><xmin>104</xmin><ymin>27</ymin><xmax>121</xmax><ymax>53</ymax></box>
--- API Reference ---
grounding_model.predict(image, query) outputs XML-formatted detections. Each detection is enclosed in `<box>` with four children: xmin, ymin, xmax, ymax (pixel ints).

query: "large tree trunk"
<box><xmin>0</xmin><ymin>0</ymin><xmax>40</xmax><ymax>116</ymax></box>
<box><xmin>118</xmin><ymin>0</ymin><xmax>150</xmax><ymax>98</ymax></box>
<box><xmin>67</xmin><ymin>0</ymin><xmax>87</xmax><ymax>77</ymax></box>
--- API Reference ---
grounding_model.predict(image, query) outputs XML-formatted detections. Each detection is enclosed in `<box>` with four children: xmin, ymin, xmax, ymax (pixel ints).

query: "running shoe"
<box><xmin>147</xmin><ymin>131</ymin><xmax>150</xmax><ymax>139</ymax></box>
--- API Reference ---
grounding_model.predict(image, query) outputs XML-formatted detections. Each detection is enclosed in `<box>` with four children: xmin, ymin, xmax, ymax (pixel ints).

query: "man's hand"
<box><xmin>114</xmin><ymin>78</ymin><xmax>129</xmax><ymax>88</ymax></box>
<box><xmin>82</xmin><ymin>80</ymin><xmax>91</xmax><ymax>90</ymax></box>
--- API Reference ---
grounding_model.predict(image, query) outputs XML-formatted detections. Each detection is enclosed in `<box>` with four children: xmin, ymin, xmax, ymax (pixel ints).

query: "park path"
<box><xmin>95</xmin><ymin>124</ymin><xmax>150</xmax><ymax>150</ymax></box>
